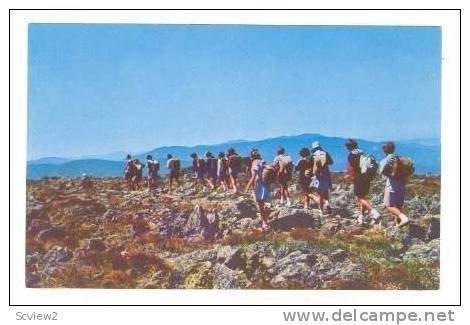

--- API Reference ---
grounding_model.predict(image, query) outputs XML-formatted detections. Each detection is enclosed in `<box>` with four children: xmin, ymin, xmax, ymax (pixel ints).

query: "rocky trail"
<box><xmin>26</xmin><ymin>174</ymin><xmax>440</xmax><ymax>289</ymax></box>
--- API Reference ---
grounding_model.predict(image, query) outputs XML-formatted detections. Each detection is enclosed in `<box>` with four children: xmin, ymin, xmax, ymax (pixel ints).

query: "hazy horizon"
<box><xmin>28</xmin><ymin>132</ymin><xmax>440</xmax><ymax>161</ymax></box>
<box><xmin>28</xmin><ymin>24</ymin><xmax>441</xmax><ymax>160</ymax></box>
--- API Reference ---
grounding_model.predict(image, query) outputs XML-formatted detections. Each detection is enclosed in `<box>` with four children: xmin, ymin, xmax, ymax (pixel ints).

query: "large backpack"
<box><xmin>221</xmin><ymin>157</ymin><xmax>229</xmax><ymax>171</ymax></box>
<box><xmin>391</xmin><ymin>156</ymin><xmax>414</xmax><ymax>182</ymax></box>
<box><xmin>197</xmin><ymin>158</ymin><xmax>206</xmax><ymax>171</ymax></box>
<box><xmin>359</xmin><ymin>154</ymin><xmax>377</xmax><ymax>179</ymax></box>
<box><xmin>148</xmin><ymin>160</ymin><xmax>160</xmax><ymax>173</ymax></box>
<box><xmin>262</xmin><ymin>165</ymin><xmax>277</xmax><ymax>185</ymax></box>
<box><xmin>311</xmin><ymin>151</ymin><xmax>328</xmax><ymax>175</ymax></box>
<box><xmin>228</xmin><ymin>154</ymin><xmax>242</xmax><ymax>169</ymax></box>
<box><xmin>125</xmin><ymin>160</ymin><xmax>135</xmax><ymax>175</ymax></box>
<box><xmin>208</xmin><ymin>158</ymin><xmax>218</xmax><ymax>172</ymax></box>
<box><xmin>278</xmin><ymin>155</ymin><xmax>294</xmax><ymax>180</ymax></box>
<box><xmin>170</xmin><ymin>159</ymin><xmax>181</xmax><ymax>172</ymax></box>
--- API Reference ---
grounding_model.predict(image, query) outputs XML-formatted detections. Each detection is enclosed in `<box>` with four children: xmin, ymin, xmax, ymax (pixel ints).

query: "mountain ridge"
<box><xmin>27</xmin><ymin>133</ymin><xmax>440</xmax><ymax>179</ymax></box>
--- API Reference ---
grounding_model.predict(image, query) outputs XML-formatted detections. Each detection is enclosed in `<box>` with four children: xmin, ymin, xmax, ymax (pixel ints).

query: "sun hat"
<box><xmin>311</xmin><ymin>141</ymin><xmax>321</xmax><ymax>150</ymax></box>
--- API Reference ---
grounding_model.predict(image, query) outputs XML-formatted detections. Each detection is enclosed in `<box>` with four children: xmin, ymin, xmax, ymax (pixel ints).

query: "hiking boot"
<box><xmin>370</xmin><ymin>209</ymin><xmax>380</xmax><ymax>219</ymax></box>
<box><xmin>356</xmin><ymin>215</ymin><xmax>364</xmax><ymax>225</ymax></box>
<box><xmin>398</xmin><ymin>215</ymin><xmax>410</xmax><ymax>227</ymax></box>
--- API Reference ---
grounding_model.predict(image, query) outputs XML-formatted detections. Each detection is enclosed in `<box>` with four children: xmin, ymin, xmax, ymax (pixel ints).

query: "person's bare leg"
<box><xmin>231</xmin><ymin>175</ymin><xmax>238</xmax><ymax>193</ymax></box>
<box><xmin>284</xmin><ymin>187</ymin><xmax>291</xmax><ymax>206</ymax></box>
<box><xmin>178</xmin><ymin>179</ymin><xmax>183</xmax><ymax>191</ymax></box>
<box><xmin>319</xmin><ymin>195</ymin><xmax>325</xmax><ymax>212</ymax></box>
<box><xmin>304</xmin><ymin>194</ymin><xmax>309</xmax><ymax>209</ymax></box>
<box><xmin>359</xmin><ymin>198</ymin><xmax>372</xmax><ymax>215</ymax></box>
<box><xmin>258</xmin><ymin>201</ymin><xmax>270</xmax><ymax>229</ymax></box>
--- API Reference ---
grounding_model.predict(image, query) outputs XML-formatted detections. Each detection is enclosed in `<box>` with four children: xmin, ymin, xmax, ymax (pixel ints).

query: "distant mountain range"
<box><xmin>27</xmin><ymin>133</ymin><xmax>440</xmax><ymax>179</ymax></box>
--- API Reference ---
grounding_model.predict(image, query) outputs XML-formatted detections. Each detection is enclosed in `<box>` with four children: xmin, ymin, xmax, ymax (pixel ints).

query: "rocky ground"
<box><xmin>26</xmin><ymin>172</ymin><xmax>440</xmax><ymax>289</ymax></box>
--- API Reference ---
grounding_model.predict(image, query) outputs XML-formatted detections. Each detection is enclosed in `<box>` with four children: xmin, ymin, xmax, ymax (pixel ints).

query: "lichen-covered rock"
<box><xmin>25</xmin><ymin>175</ymin><xmax>441</xmax><ymax>289</ymax></box>
<box><xmin>403</xmin><ymin>239</ymin><xmax>440</xmax><ymax>261</ymax></box>
<box><xmin>270</xmin><ymin>208</ymin><xmax>321</xmax><ymax>231</ymax></box>
<box><xmin>183</xmin><ymin>206</ymin><xmax>220</xmax><ymax>239</ymax></box>
<box><xmin>213</xmin><ymin>264</ymin><xmax>251</xmax><ymax>289</ymax></box>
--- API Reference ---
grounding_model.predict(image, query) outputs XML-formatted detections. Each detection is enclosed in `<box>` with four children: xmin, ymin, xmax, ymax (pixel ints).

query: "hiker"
<box><xmin>133</xmin><ymin>159</ymin><xmax>144</xmax><ymax>190</ymax></box>
<box><xmin>273</xmin><ymin>147</ymin><xmax>294</xmax><ymax>207</ymax></box>
<box><xmin>166</xmin><ymin>154</ymin><xmax>182</xmax><ymax>193</ymax></box>
<box><xmin>295</xmin><ymin>147</ymin><xmax>313</xmax><ymax>210</ymax></box>
<box><xmin>217</xmin><ymin>152</ymin><xmax>231</xmax><ymax>191</ymax></box>
<box><xmin>243</xmin><ymin>156</ymin><xmax>252</xmax><ymax>177</ymax></box>
<box><xmin>191</xmin><ymin>153</ymin><xmax>208</xmax><ymax>192</ymax></box>
<box><xmin>245</xmin><ymin>148</ymin><xmax>274</xmax><ymax>231</ymax></box>
<box><xmin>124</xmin><ymin>154</ymin><xmax>135</xmax><ymax>191</ymax></box>
<box><xmin>80</xmin><ymin>173</ymin><xmax>93</xmax><ymax>191</ymax></box>
<box><xmin>310</xmin><ymin>141</ymin><xmax>333</xmax><ymax>214</ymax></box>
<box><xmin>205</xmin><ymin>151</ymin><xmax>218</xmax><ymax>190</ymax></box>
<box><xmin>146</xmin><ymin>154</ymin><xmax>160</xmax><ymax>190</ymax></box>
<box><xmin>379</xmin><ymin>141</ymin><xmax>413</xmax><ymax>227</ymax></box>
<box><xmin>345</xmin><ymin>139</ymin><xmax>381</xmax><ymax>225</ymax></box>
<box><xmin>227</xmin><ymin>148</ymin><xmax>242</xmax><ymax>193</ymax></box>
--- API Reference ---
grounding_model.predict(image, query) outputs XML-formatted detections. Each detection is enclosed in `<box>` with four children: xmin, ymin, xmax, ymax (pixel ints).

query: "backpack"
<box><xmin>262</xmin><ymin>165</ymin><xmax>277</xmax><ymax>185</ymax></box>
<box><xmin>221</xmin><ymin>157</ymin><xmax>229</xmax><ymax>171</ymax></box>
<box><xmin>228</xmin><ymin>154</ymin><xmax>242</xmax><ymax>169</ymax></box>
<box><xmin>311</xmin><ymin>151</ymin><xmax>328</xmax><ymax>175</ymax></box>
<box><xmin>148</xmin><ymin>160</ymin><xmax>160</xmax><ymax>173</ymax></box>
<box><xmin>278</xmin><ymin>155</ymin><xmax>294</xmax><ymax>180</ymax></box>
<box><xmin>197</xmin><ymin>158</ymin><xmax>206</xmax><ymax>171</ymax></box>
<box><xmin>125</xmin><ymin>160</ymin><xmax>135</xmax><ymax>175</ymax></box>
<box><xmin>391</xmin><ymin>156</ymin><xmax>414</xmax><ymax>181</ymax></box>
<box><xmin>170</xmin><ymin>159</ymin><xmax>181</xmax><ymax>172</ymax></box>
<box><xmin>359</xmin><ymin>154</ymin><xmax>378</xmax><ymax>179</ymax></box>
<box><xmin>208</xmin><ymin>158</ymin><xmax>218</xmax><ymax>171</ymax></box>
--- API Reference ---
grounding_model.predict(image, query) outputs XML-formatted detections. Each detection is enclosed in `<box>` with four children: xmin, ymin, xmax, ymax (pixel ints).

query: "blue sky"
<box><xmin>28</xmin><ymin>24</ymin><xmax>441</xmax><ymax>159</ymax></box>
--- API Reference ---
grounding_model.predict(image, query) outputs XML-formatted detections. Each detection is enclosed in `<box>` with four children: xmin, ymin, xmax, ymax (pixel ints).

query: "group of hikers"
<box><xmin>123</xmin><ymin>139</ymin><xmax>414</xmax><ymax>231</ymax></box>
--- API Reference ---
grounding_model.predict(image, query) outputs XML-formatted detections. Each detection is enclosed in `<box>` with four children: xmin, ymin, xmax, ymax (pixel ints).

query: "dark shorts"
<box><xmin>229</xmin><ymin>168</ymin><xmax>240</xmax><ymax>177</ymax></box>
<box><xmin>255</xmin><ymin>182</ymin><xmax>271</xmax><ymax>202</ymax></box>
<box><xmin>193</xmin><ymin>171</ymin><xmax>205</xmax><ymax>179</ymax></box>
<box><xmin>353</xmin><ymin>177</ymin><xmax>371</xmax><ymax>198</ymax></box>
<box><xmin>208</xmin><ymin>171</ymin><xmax>217</xmax><ymax>180</ymax></box>
<box><xmin>278</xmin><ymin>173</ymin><xmax>291</xmax><ymax>187</ymax></box>
<box><xmin>125</xmin><ymin>173</ymin><xmax>133</xmax><ymax>180</ymax></box>
<box><xmin>148</xmin><ymin>171</ymin><xmax>158</xmax><ymax>180</ymax></box>
<box><xmin>384</xmin><ymin>184</ymin><xmax>405</xmax><ymax>208</ymax></box>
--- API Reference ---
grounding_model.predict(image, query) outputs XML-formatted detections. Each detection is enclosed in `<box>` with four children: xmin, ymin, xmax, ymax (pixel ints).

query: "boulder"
<box><xmin>220</xmin><ymin>198</ymin><xmax>258</xmax><ymax>220</ymax></box>
<box><xmin>329</xmin><ymin>249</ymin><xmax>347</xmax><ymax>262</ymax></box>
<box><xmin>86</xmin><ymin>238</ymin><xmax>107</xmax><ymax>251</ymax></box>
<box><xmin>213</xmin><ymin>264</ymin><xmax>251</xmax><ymax>289</ymax></box>
<box><xmin>338</xmin><ymin>263</ymin><xmax>367</xmax><ymax>282</ymax></box>
<box><xmin>184</xmin><ymin>262</ymin><xmax>214</xmax><ymax>289</ymax></box>
<box><xmin>183</xmin><ymin>206</ymin><xmax>220</xmax><ymax>239</ymax></box>
<box><xmin>42</xmin><ymin>245</ymin><xmax>72</xmax><ymax>265</ymax></box>
<box><xmin>320</xmin><ymin>218</ymin><xmax>342</xmax><ymax>236</ymax></box>
<box><xmin>403</xmin><ymin>239</ymin><xmax>440</xmax><ymax>262</ymax></box>
<box><xmin>270</xmin><ymin>208</ymin><xmax>321</xmax><ymax>231</ymax></box>
<box><xmin>224</xmin><ymin>248</ymin><xmax>244</xmax><ymax>270</ymax></box>
<box><xmin>37</xmin><ymin>228</ymin><xmax>65</xmax><ymax>242</ymax></box>
<box><xmin>271</xmin><ymin>262</ymin><xmax>319</xmax><ymax>288</ymax></box>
